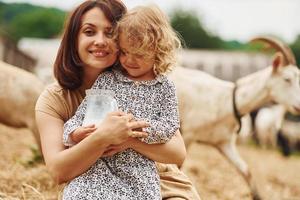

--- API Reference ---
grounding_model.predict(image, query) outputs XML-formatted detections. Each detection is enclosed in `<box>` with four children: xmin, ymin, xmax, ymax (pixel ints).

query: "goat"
<box><xmin>0</xmin><ymin>60</ymin><xmax>44</xmax><ymax>150</ymax></box>
<box><xmin>170</xmin><ymin>36</ymin><xmax>300</xmax><ymax>200</ymax></box>
<box><xmin>255</xmin><ymin>105</ymin><xmax>300</xmax><ymax>156</ymax></box>
<box><xmin>237</xmin><ymin>114</ymin><xmax>254</xmax><ymax>144</ymax></box>
<box><xmin>255</xmin><ymin>104</ymin><xmax>286</xmax><ymax>148</ymax></box>
<box><xmin>280</xmin><ymin>118</ymin><xmax>300</xmax><ymax>154</ymax></box>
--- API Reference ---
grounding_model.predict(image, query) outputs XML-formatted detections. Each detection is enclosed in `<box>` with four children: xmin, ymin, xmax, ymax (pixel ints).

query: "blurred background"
<box><xmin>1</xmin><ymin>0</ymin><xmax>300</xmax><ymax>82</ymax></box>
<box><xmin>0</xmin><ymin>0</ymin><xmax>300</xmax><ymax>199</ymax></box>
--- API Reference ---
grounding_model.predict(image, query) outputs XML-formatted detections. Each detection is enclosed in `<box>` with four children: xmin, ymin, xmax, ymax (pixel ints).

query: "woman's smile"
<box><xmin>89</xmin><ymin>49</ymin><xmax>110</xmax><ymax>58</ymax></box>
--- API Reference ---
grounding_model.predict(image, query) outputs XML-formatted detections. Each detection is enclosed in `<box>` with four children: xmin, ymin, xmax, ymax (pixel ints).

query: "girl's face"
<box><xmin>77</xmin><ymin>7</ymin><xmax>118</xmax><ymax>75</ymax></box>
<box><xmin>119</xmin><ymin>33</ymin><xmax>156</xmax><ymax>81</ymax></box>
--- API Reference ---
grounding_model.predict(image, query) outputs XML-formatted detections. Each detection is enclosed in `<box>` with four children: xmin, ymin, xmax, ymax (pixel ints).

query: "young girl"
<box><xmin>63</xmin><ymin>5</ymin><xmax>182</xmax><ymax>199</ymax></box>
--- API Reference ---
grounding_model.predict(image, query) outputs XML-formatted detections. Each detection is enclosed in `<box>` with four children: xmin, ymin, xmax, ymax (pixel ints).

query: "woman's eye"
<box><xmin>284</xmin><ymin>78</ymin><xmax>291</xmax><ymax>84</ymax></box>
<box><xmin>120</xmin><ymin>50</ymin><xmax>126</xmax><ymax>55</ymax></box>
<box><xmin>105</xmin><ymin>29</ymin><xmax>114</xmax><ymax>38</ymax></box>
<box><xmin>84</xmin><ymin>29</ymin><xmax>95</xmax><ymax>36</ymax></box>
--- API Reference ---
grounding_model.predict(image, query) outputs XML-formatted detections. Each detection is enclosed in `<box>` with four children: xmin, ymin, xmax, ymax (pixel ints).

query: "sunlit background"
<box><xmin>2</xmin><ymin>0</ymin><xmax>300</xmax><ymax>43</ymax></box>
<box><xmin>1</xmin><ymin>0</ymin><xmax>300</xmax><ymax>81</ymax></box>
<box><xmin>0</xmin><ymin>1</ymin><xmax>300</xmax><ymax>199</ymax></box>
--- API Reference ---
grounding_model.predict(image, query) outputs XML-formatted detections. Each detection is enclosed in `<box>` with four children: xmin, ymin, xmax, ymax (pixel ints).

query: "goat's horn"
<box><xmin>250</xmin><ymin>36</ymin><xmax>296</xmax><ymax>65</ymax></box>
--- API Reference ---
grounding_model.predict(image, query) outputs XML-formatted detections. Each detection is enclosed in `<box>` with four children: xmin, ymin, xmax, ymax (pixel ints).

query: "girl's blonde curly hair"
<box><xmin>116</xmin><ymin>5</ymin><xmax>181</xmax><ymax>75</ymax></box>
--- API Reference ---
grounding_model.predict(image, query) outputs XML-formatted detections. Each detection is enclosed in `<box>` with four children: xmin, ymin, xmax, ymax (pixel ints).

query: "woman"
<box><xmin>35</xmin><ymin>0</ymin><xmax>200</xmax><ymax>199</ymax></box>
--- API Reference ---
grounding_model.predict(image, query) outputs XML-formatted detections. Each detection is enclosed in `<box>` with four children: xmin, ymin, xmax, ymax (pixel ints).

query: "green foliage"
<box><xmin>8</xmin><ymin>8</ymin><xmax>65</xmax><ymax>40</ymax></box>
<box><xmin>0</xmin><ymin>2</ymin><xmax>66</xmax><ymax>41</ymax></box>
<box><xmin>223</xmin><ymin>40</ymin><xmax>263</xmax><ymax>52</ymax></box>
<box><xmin>26</xmin><ymin>146</ymin><xmax>43</xmax><ymax>166</ymax></box>
<box><xmin>170</xmin><ymin>9</ymin><xmax>223</xmax><ymax>49</ymax></box>
<box><xmin>169</xmin><ymin>9</ymin><xmax>266</xmax><ymax>51</ymax></box>
<box><xmin>16</xmin><ymin>146</ymin><xmax>43</xmax><ymax>167</ymax></box>
<box><xmin>0</xmin><ymin>3</ymin><xmax>37</xmax><ymax>22</ymax></box>
<box><xmin>291</xmin><ymin>35</ymin><xmax>300</xmax><ymax>67</ymax></box>
<box><xmin>223</xmin><ymin>40</ymin><xmax>245</xmax><ymax>50</ymax></box>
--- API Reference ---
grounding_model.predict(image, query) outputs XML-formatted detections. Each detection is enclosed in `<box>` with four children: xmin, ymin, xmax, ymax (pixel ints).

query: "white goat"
<box><xmin>237</xmin><ymin>114</ymin><xmax>254</xmax><ymax>144</ymax></box>
<box><xmin>281</xmin><ymin>119</ymin><xmax>300</xmax><ymax>150</ymax></box>
<box><xmin>255</xmin><ymin>104</ymin><xmax>286</xmax><ymax>148</ymax></box>
<box><xmin>170</xmin><ymin>37</ymin><xmax>300</xmax><ymax>200</ymax></box>
<box><xmin>255</xmin><ymin>105</ymin><xmax>300</xmax><ymax>156</ymax></box>
<box><xmin>0</xmin><ymin>60</ymin><xmax>44</xmax><ymax>150</ymax></box>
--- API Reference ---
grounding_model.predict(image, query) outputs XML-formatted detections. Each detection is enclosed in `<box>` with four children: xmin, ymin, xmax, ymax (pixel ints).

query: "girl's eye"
<box><xmin>135</xmin><ymin>54</ymin><xmax>144</xmax><ymax>59</ymax></box>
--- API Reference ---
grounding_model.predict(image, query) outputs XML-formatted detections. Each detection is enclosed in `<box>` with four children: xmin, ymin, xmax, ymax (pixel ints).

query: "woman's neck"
<box><xmin>82</xmin><ymin>68</ymin><xmax>105</xmax><ymax>89</ymax></box>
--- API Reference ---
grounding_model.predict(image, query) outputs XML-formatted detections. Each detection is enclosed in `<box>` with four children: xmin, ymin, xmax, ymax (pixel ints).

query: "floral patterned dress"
<box><xmin>62</xmin><ymin>68</ymin><xmax>180</xmax><ymax>200</ymax></box>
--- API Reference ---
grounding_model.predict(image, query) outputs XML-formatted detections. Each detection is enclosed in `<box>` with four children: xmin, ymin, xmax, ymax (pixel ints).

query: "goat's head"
<box><xmin>251</xmin><ymin>36</ymin><xmax>300</xmax><ymax>114</ymax></box>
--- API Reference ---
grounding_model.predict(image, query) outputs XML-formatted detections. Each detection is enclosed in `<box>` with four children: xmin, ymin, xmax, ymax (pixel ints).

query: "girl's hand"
<box><xmin>70</xmin><ymin>124</ymin><xmax>96</xmax><ymax>144</ymax></box>
<box><xmin>102</xmin><ymin>138</ymin><xmax>137</xmax><ymax>157</ymax></box>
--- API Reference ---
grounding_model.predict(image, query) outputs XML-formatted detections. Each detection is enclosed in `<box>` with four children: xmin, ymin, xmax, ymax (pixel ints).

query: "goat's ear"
<box><xmin>272</xmin><ymin>53</ymin><xmax>285</xmax><ymax>72</ymax></box>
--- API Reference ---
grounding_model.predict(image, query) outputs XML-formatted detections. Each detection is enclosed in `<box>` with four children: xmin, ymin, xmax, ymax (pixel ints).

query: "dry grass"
<box><xmin>0</xmin><ymin>124</ymin><xmax>60</xmax><ymax>200</ymax></box>
<box><xmin>1</xmin><ymin>123</ymin><xmax>300</xmax><ymax>200</ymax></box>
<box><xmin>182</xmin><ymin>143</ymin><xmax>300</xmax><ymax>200</ymax></box>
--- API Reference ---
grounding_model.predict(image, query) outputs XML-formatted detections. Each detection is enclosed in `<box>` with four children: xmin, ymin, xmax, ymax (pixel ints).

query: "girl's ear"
<box><xmin>272</xmin><ymin>52</ymin><xmax>285</xmax><ymax>73</ymax></box>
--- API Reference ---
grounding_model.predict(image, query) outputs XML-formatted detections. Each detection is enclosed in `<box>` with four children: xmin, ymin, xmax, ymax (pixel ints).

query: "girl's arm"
<box><xmin>141</xmin><ymin>80</ymin><xmax>180</xmax><ymax>144</ymax></box>
<box><xmin>103</xmin><ymin>130</ymin><xmax>186</xmax><ymax>166</ymax></box>
<box><xmin>63</xmin><ymin>98</ymin><xmax>88</xmax><ymax>146</ymax></box>
<box><xmin>36</xmin><ymin>111</ymin><xmax>148</xmax><ymax>184</ymax></box>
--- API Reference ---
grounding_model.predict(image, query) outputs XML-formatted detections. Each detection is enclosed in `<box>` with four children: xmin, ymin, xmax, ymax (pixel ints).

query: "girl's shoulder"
<box><xmin>92</xmin><ymin>69</ymin><xmax>118</xmax><ymax>89</ymax></box>
<box><xmin>159</xmin><ymin>74</ymin><xmax>175</xmax><ymax>87</ymax></box>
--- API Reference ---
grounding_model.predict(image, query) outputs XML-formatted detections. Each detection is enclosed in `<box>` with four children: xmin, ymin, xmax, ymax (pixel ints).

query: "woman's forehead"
<box><xmin>81</xmin><ymin>7</ymin><xmax>112</xmax><ymax>28</ymax></box>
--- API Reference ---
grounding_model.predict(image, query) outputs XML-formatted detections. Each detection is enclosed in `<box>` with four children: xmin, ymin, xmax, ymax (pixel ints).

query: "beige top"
<box><xmin>35</xmin><ymin>82</ymin><xmax>201</xmax><ymax>200</ymax></box>
<box><xmin>35</xmin><ymin>82</ymin><xmax>85</xmax><ymax>122</ymax></box>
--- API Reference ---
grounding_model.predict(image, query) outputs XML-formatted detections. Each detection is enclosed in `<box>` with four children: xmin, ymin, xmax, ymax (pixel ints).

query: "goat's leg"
<box><xmin>277</xmin><ymin>130</ymin><xmax>291</xmax><ymax>156</ymax></box>
<box><xmin>217</xmin><ymin>134</ymin><xmax>261</xmax><ymax>200</ymax></box>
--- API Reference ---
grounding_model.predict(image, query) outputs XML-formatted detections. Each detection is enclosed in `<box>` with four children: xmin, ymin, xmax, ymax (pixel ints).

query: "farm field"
<box><xmin>0</xmin><ymin>124</ymin><xmax>300</xmax><ymax>200</ymax></box>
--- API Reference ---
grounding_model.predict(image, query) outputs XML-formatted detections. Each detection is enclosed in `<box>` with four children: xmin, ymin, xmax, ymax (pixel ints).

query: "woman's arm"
<box><xmin>36</xmin><ymin>111</ymin><xmax>148</xmax><ymax>184</ymax></box>
<box><xmin>133</xmin><ymin>130</ymin><xmax>186</xmax><ymax>166</ymax></box>
<box><xmin>103</xmin><ymin>130</ymin><xmax>186</xmax><ymax>166</ymax></box>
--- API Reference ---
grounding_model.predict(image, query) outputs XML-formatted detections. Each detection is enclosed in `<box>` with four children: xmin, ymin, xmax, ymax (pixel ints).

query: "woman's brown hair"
<box><xmin>54</xmin><ymin>0</ymin><xmax>126</xmax><ymax>90</ymax></box>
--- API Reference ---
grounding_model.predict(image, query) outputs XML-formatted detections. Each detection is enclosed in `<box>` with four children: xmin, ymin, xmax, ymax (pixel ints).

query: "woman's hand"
<box><xmin>101</xmin><ymin>131</ymin><xmax>186</xmax><ymax>167</ymax></box>
<box><xmin>70</xmin><ymin>111</ymin><xmax>149</xmax><ymax>145</ymax></box>
<box><xmin>120</xmin><ymin>131</ymin><xmax>186</xmax><ymax>166</ymax></box>
<box><xmin>94</xmin><ymin>111</ymin><xmax>149</xmax><ymax>145</ymax></box>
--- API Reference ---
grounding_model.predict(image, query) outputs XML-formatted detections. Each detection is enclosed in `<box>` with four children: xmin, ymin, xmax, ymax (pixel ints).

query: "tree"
<box><xmin>170</xmin><ymin>9</ymin><xmax>223</xmax><ymax>49</ymax></box>
<box><xmin>291</xmin><ymin>35</ymin><xmax>300</xmax><ymax>66</ymax></box>
<box><xmin>8</xmin><ymin>8</ymin><xmax>65</xmax><ymax>41</ymax></box>
<box><xmin>0</xmin><ymin>2</ymin><xmax>66</xmax><ymax>41</ymax></box>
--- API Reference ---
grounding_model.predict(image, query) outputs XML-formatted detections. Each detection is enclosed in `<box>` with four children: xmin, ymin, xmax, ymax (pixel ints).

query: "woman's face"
<box><xmin>77</xmin><ymin>7</ymin><xmax>118</xmax><ymax>74</ymax></box>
